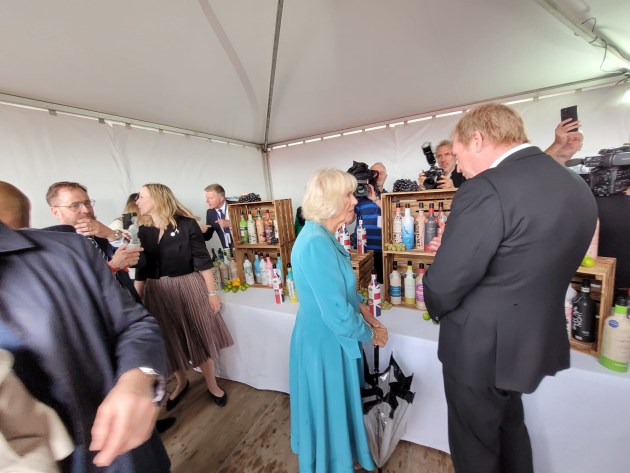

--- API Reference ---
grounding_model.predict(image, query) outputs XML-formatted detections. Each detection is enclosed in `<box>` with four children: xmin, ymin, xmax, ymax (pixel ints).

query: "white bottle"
<box><xmin>274</xmin><ymin>218</ymin><xmax>280</xmax><ymax>242</ymax></box>
<box><xmin>599</xmin><ymin>296</ymin><xmax>630</xmax><ymax>372</ymax></box>
<box><xmin>402</xmin><ymin>203</ymin><xmax>415</xmax><ymax>250</ymax></box>
<box><xmin>260</xmin><ymin>254</ymin><xmax>268</xmax><ymax>286</ymax></box>
<box><xmin>247</xmin><ymin>212</ymin><xmax>258</xmax><ymax>244</ymax></box>
<box><xmin>265</xmin><ymin>254</ymin><xmax>274</xmax><ymax>287</ymax></box>
<box><xmin>392</xmin><ymin>203</ymin><xmax>402</xmax><ymax>244</ymax></box>
<box><xmin>415</xmin><ymin>263</ymin><xmax>426</xmax><ymax>310</ymax></box>
<box><xmin>389</xmin><ymin>261</ymin><xmax>402</xmax><ymax>305</ymax></box>
<box><xmin>341</xmin><ymin>224</ymin><xmax>351</xmax><ymax>252</ymax></box>
<box><xmin>254</xmin><ymin>253</ymin><xmax>262</xmax><ymax>284</ymax></box>
<box><xmin>564</xmin><ymin>284</ymin><xmax>578</xmax><ymax>335</ymax></box>
<box><xmin>368</xmin><ymin>273</ymin><xmax>381</xmax><ymax>317</ymax></box>
<box><xmin>272</xmin><ymin>267</ymin><xmax>285</xmax><ymax>304</ymax></box>
<box><xmin>404</xmin><ymin>261</ymin><xmax>415</xmax><ymax>305</ymax></box>
<box><xmin>243</xmin><ymin>254</ymin><xmax>255</xmax><ymax>286</ymax></box>
<box><xmin>415</xmin><ymin>204</ymin><xmax>425</xmax><ymax>250</ymax></box>
<box><xmin>357</xmin><ymin>219</ymin><xmax>367</xmax><ymax>255</ymax></box>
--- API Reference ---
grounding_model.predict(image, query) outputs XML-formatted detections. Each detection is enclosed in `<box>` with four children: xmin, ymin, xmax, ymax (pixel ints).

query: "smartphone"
<box><xmin>560</xmin><ymin>105</ymin><xmax>578</xmax><ymax>126</ymax></box>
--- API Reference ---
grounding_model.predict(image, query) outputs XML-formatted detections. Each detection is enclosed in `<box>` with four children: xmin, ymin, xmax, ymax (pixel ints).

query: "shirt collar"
<box><xmin>489</xmin><ymin>143</ymin><xmax>533</xmax><ymax>168</ymax></box>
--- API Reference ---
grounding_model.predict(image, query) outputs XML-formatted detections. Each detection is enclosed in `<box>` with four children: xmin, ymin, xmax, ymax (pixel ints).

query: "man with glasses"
<box><xmin>45</xmin><ymin>181</ymin><xmax>143</xmax><ymax>302</ymax></box>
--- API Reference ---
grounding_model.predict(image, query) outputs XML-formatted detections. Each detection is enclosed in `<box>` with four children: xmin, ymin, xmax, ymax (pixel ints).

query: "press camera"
<box><xmin>579</xmin><ymin>145</ymin><xmax>630</xmax><ymax>196</ymax></box>
<box><xmin>347</xmin><ymin>161</ymin><xmax>380</xmax><ymax>198</ymax></box>
<box><xmin>421</xmin><ymin>142</ymin><xmax>443</xmax><ymax>190</ymax></box>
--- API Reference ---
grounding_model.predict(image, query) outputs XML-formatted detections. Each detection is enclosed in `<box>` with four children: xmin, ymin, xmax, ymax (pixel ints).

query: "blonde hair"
<box><xmin>454</xmin><ymin>103</ymin><xmax>528</xmax><ymax>147</ymax></box>
<box><xmin>141</xmin><ymin>183</ymin><xmax>198</xmax><ymax>229</ymax></box>
<box><xmin>301</xmin><ymin>169</ymin><xmax>357</xmax><ymax>224</ymax></box>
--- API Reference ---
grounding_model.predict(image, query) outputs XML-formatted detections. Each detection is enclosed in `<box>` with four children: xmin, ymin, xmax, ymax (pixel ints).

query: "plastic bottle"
<box><xmin>404</xmin><ymin>261</ymin><xmax>415</xmax><ymax>305</ymax></box>
<box><xmin>256</xmin><ymin>210</ymin><xmax>266</xmax><ymax>244</ymax></box>
<box><xmin>389</xmin><ymin>261</ymin><xmax>402</xmax><ymax>305</ymax></box>
<box><xmin>286</xmin><ymin>264</ymin><xmax>299</xmax><ymax>303</ymax></box>
<box><xmin>564</xmin><ymin>284</ymin><xmax>578</xmax><ymax>335</ymax></box>
<box><xmin>247</xmin><ymin>212</ymin><xmax>258</xmax><ymax>244</ymax></box>
<box><xmin>265</xmin><ymin>254</ymin><xmax>274</xmax><ymax>287</ymax></box>
<box><xmin>264</xmin><ymin>210</ymin><xmax>274</xmax><ymax>244</ymax></box>
<box><xmin>415</xmin><ymin>263</ymin><xmax>426</xmax><ymax>310</ymax></box>
<box><xmin>253</xmin><ymin>253</ymin><xmax>262</xmax><ymax>284</ymax></box>
<box><xmin>357</xmin><ymin>219</ymin><xmax>367</xmax><ymax>255</ymax></box>
<box><xmin>260</xmin><ymin>253</ymin><xmax>268</xmax><ymax>286</ymax></box>
<box><xmin>239</xmin><ymin>213</ymin><xmax>248</xmax><ymax>244</ymax></box>
<box><xmin>243</xmin><ymin>254</ymin><xmax>255</xmax><ymax>285</ymax></box>
<box><xmin>415</xmin><ymin>203</ymin><xmax>425</xmax><ymax>250</ymax></box>
<box><xmin>272</xmin><ymin>266</ymin><xmax>285</xmax><ymax>304</ymax></box>
<box><xmin>392</xmin><ymin>203</ymin><xmax>402</xmax><ymax>244</ymax></box>
<box><xmin>572</xmin><ymin>279</ymin><xmax>596</xmax><ymax>343</ymax></box>
<box><xmin>368</xmin><ymin>272</ymin><xmax>381</xmax><ymax>317</ymax></box>
<box><xmin>402</xmin><ymin>203</ymin><xmax>415</xmax><ymax>250</ymax></box>
<box><xmin>599</xmin><ymin>295</ymin><xmax>630</xmax><ymax>372</ymax></box>
<box><xmin>423</xmin><ymin>203</ymin><xmax>437</xmax><ymax>252</ymax></box>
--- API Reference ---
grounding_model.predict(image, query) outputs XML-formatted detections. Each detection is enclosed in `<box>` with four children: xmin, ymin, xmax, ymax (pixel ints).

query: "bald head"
<box><xmin>0</xmin><ymin>181</ymin><xmax>31</xmax><ymax>228</ymax></box>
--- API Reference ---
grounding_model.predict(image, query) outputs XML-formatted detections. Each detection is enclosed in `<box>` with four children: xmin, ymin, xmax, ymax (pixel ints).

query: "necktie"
<box><xmin>217</xmin><ymin>209</ymin><xmax>232</xmax><ymax>247</ymax></box>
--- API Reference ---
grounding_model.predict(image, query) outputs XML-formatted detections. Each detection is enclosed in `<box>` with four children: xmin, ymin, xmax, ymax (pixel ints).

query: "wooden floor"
<box><xmin>161</xmin><ymin>373</ymin><xmax>455</xmax><ymax>473</ymax></box>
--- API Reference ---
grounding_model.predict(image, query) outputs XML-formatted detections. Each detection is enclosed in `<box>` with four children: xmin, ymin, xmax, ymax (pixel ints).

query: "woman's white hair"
<box><xmin>301</xmin><ymin>169</ymin><xmax>357</xmax><ymax>224</ymax></box>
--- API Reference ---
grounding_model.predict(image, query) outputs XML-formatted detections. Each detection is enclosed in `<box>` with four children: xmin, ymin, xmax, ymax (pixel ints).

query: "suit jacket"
<box><xmin>0</xmin><ymin>224</ymin><xmax>169</xmax><ymax>472</ymax></box>
<box><xmin>203</xmin><ymin>200</ymin><xmax>236</xmax><ymax>248</ymax></box>
<box><xmin>424</xmin><ymin>146</ymin><xmax>597</xmax><ymax>394</ymax></box>
<box><xmin>451</xmin><ymin>170</ymin><xmax>466</xmax><ymax>188</ymax></box>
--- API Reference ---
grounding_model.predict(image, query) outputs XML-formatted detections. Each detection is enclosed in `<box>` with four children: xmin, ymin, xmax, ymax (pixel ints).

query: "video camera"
<box><xmin>421</xmin><ymin>142</ymin><xmax>444</xmax><ymax>190</ymax></box>
<box><xmin>579</xmin><ymin>145</ymin><xmax>630</xmax><ymax>196</ymax></box>
<box><xmin>347</xmin><ymin>161</ymin><xmax>380</xmax><ymax>198</ymax></box>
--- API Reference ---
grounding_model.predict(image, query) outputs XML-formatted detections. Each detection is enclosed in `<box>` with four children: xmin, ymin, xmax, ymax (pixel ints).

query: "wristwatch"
<box><xmin>138</xmin><ymin>367</ymin><xmax>166</xmax><ymax>404</ymax></box>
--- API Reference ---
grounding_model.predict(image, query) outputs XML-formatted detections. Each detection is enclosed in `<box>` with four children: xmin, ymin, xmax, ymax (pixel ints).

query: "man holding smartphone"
<box><xmin>545</xmin><ymin>106</ymin><xmax>584</xmax><ymax>166</ymax></box>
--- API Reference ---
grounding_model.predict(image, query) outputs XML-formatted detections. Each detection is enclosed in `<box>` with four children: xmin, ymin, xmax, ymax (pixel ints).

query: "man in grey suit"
<box><xmin>424</xmin><ymin>103</ymin><xmax>597</xmax><ymax>473</ymax></box>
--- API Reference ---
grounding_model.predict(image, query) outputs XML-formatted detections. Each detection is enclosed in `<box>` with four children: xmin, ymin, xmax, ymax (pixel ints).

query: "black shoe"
<box><xmin>166</xmin><ymin>380</ymin><xmax>190</xmax><ymax>411</ymax></box>
<box><xmin>208</xmin><ymin>389</ymin><xmax>228</xmax><ymax>407</ymax></box>
<box><xmin>156</xmin><ymin>417</ymin><xmax>176</xmax><ymax>434</ymax></box>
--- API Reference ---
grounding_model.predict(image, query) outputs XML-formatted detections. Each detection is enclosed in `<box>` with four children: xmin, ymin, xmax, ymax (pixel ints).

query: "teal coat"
<box><xmin>290</xmin><ymin>221</ymin><xmax>375</xmax><ymax>472</ymax></box>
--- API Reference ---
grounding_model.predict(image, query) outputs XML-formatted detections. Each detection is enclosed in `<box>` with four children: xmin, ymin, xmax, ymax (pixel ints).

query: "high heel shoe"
<box><xmin>208</xmin><ymin>388</ymin><xmax>228</xmax><ymax>407</ymax></box>
<box><xmin>166</xmin><ymin>380</ymin><xmax>190</xmax><ymax>411</ymax></box>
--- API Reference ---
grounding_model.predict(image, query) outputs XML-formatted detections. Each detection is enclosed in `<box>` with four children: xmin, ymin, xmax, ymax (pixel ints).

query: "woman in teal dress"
<box><xmin>290</xmin><ymin>169</ymin><xmax>388</xmax><ymax>472</ymax></box>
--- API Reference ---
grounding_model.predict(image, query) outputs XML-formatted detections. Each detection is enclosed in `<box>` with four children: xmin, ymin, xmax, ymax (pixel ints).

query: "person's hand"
<box><xmin>360</xmin><ymin>303</ymin><xmax>383</xmax><ymax>329</ymax></box>
<box><xmin>437</xmin><ymin>175</ymin><xmax>455</xmax><ymax>189</ymax></box>
<box><xmin>367</xmin><ymin>184</ymin><xmax>377</xmax><ymax>201</ymax></box>
<box><xmin>553</xmin><ymin>118</ymin><xmax>580</xmax><ymax>147</ymax></box>
<box><xmin>89</xmin><ymin>369</ymin><xmax>158</xmax><ymax>467</ymax></box>
<box><xmin>208</xmin><ymin>294</ymin><xmax>221</xmax><ymax>313</ymax></box>
<box><xmin>75</xmin><ymin>218</ymin><xmax>113</xmax><ymax>239</ymax></box>
<box><xmin>109</xmin><ymin>243</ymin><xmax>143</xmax><ymax>270</ymax></box>
<box><xmin>427</xmin><ymin>234</ymin><xmax>442</xmax><ymax>254</ymax></box>
<box><xmin>215</xmin><ymin>219</ymin><xmax>231</xmax><ymax>230</ymax></box>
<box><xmin>372</xmin><ymin>325</ymin><xmax>388</xmax><ymax>347</ymax></box>
<box><xmin>199</xmin><ymin>223</ymin><xmax>209</xmax><ymax>233</ymax></box>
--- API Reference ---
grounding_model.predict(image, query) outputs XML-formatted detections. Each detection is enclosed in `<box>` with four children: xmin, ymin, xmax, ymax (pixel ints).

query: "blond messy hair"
<box><xmin>301</xmin><ymin>169</ymin><xmax>357</xmax><ymax>225</ymax></box>
<box><xmin>141</xmin><ymin>183</ymin><xmax>198</xmax><ymax>229</ymax></box>
<box><xmin>454</xmin><ymin>103</ymin><xmax>529</xmax><ymax>147</ymax></box>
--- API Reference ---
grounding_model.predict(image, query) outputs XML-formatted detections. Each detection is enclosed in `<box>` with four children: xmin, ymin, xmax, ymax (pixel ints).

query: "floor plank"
<box><xmin>161</xmin><ymin>374</ymin><xmax>454</xmax><ymax>473</ymax></box>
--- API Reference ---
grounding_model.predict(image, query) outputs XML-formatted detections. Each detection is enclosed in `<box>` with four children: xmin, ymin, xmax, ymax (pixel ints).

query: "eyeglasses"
<box><xmin>54</xmin><ymin>200</ymin><xmax>95</xmax><ymax>212</ymax></box>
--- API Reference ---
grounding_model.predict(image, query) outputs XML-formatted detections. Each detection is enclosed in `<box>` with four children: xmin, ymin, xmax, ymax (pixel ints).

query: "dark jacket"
<box><xmin>203</xmin><ymin>200</ymin><xmax>236</xmax><ymax>248</ymax></box>
<box><xmin>0</xmin><ymin>224</ymin><xmax>169</xmax><ymax>472</ymax></box>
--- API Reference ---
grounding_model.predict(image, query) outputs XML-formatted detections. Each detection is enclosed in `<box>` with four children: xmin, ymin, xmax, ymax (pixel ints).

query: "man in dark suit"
<box><xmin>201</xmin><ymin>183</ymin><xmax>235</xmax><ymax>249</ymax></box>
<box><xmin>423</xmin><ymin>103</ymin><xmax>597</xmax><ymax>473</ymax></box>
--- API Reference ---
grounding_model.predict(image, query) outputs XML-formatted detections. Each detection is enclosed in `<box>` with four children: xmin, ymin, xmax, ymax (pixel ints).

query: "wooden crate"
<box><xmin>380</xmin><ymin>189</ymin><xmax>457</xmax><ymax>308</ymax></box>
<box><xmin>232</xmin><ymin>241</ymin><xmax>295</xmax><ymax>289</ymax></box>
<box><xmin>227</xmin><ymin>199</ymin><xmax>295</xmax><ymax>247</ymax></box>
<box><xmin>569</xmin><ymin>256</ymin><xmax>616</xmax><ymax>357</ymax></box>
<box><xmin>349</xmin><ymin>250</ymin><xmax>374</xmax><ymax>289</ymax></box>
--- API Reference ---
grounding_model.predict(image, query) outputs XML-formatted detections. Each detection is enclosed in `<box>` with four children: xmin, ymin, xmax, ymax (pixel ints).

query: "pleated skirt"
<box><xmin>143</xmin><ymin>272</ymin><xmax>234</xmax><ymax>373</ymax></box>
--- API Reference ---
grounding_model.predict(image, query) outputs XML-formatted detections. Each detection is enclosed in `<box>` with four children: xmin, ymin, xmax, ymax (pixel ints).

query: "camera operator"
<box><xmin>418</xmin><ymin>140</ymin><xmax>466</xmax><ymax>189</ymax></box>
<box><xmin>354</xmin><ymin>162</ymin><xmax>388</xmax><ymax>282</ymax></box>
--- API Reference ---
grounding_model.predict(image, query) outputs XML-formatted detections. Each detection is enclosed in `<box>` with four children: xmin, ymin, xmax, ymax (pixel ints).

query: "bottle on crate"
<box><xmin>243</xmin><ymin>254</ymin><xmax>255</xmax><ymax>286</ymax></box>
<box><xmin>272</xmin><ymin>266</ymin><xmax>285</xmax><ymax>304</ymax></box>
<box><xmin>274</xmin><ymin>218</ymin><xmax>280</xmax><ymax>242</ymax></box>
<box><xmin>404</xmin><ymin>261</ymin><xmax>415</xmax><ymax>305</ymax></box>
<box><xmin>436</xmin><ymin>202</ymin><xmax>448</xmax><ymax>235</ymax></box>
<box><xmin>415</xmin><ymin>263</ymin><xmax>426</xmax><ymax>310</ymax></box>
<box><xmin>254</xmin><ymin>253</ymin><xmax>262</xmax><ymax>284</ymax></box>
<box><xmin>276</xmin><ymin>252</ymin><xmax>283</xmax><ymax>284</ymax></box>
<box><xmin>423</xmin><ymin>203</ymin><xmax>437</xmax><ymax>252</ymax></box>
<box><xmin>572</xmin><ymin>279</ymin><xmax>596</xmax><ymax>343</ymax></box>
<box><xmin>415</xmin><ymin>203</ymin><xmax>425</xmax><ymax>250</ymax></box>
<box><xmin>247</xmin><ymin>212</ymin><xmax>258</xmax><ymax>244</ymax></box>
<box><xmin>389</xmin><ymin>261</ymin><xmax>402</xmax><ymax>305</ymax></box>
<box><xmin>256</xmin><ymin>210</ymin><xmax>266</xmax><ymax>244</ymax></box>
<box><xmin>392</xmin><ymin>203</ymin><xmax>403</xmax><ymax>244</ymax></box>
<box><xmin>402</xmin><ymin>203</ymin><xmax>415</xmax><ymax>250</ymax></box>
<box><xmin>368</xmin><ymin>272</ymin><xmax>381</xmax><ymax>317</ymax></box>
<box><xmin>599</xmin><ymin>295</ymin><xmax>630</xmax><ymax>372</ymax></box>
<box><xmin>564</xmin><ymin>284</ymin><xmax>578</xmax><ymax>335</ymax></box>
<box><xmin>341</xmin><ymin>223</ymin><xmax>351</xmax><ymax>252</ymax></box>
<box><xmin>286</xmin><ymin>264</ymin><xmax>299</xmax><ymax>303</ymax></box>
<box><xmin>260</xmin><ymin>253</ymin><xmax>268</xmax><ymax>286</ymax></box>
<box><xmin>227</xmin><ymin>250</ymin><xmax>238</xmax><ymax>282</ymax></box>
<box><xmin>265</xmin><ymin>254</ymin><xmax>274</xmax><ymax>287</ymax></box>
<box><xmin>210</xmin><ymin>254</ymin><xmax>222</xmax><ymax>292</ymax></box>
<box><xmin>357</xmin><ymin>219</ymin><xmax>367</xmax><ymax>255</ymax></box>
<box><xmin>239</xmin><ymin>213</ymin><xmax>249</xmax><ymax>243</ymax></box>
<box><xmin>264</xmin><ymin>210</ymin><xmax>274</xmax><ymax>244</ymax></box>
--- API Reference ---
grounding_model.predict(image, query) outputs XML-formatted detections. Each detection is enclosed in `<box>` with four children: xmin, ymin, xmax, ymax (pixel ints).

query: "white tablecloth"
<box><xmin>216</xmin><ymin>288</ymin><xmax>630</xmax><ymax>473</ymax></box>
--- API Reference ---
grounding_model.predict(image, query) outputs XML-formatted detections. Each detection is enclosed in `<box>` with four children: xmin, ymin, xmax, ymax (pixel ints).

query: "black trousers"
<box><xmin>443</xmin><ymin>371</ymin><xmax>534</xmax><ymax>473</ymax></box>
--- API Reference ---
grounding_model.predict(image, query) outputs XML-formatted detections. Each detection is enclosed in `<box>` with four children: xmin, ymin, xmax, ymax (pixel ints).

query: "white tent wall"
<box><xmin>269</xmin><ymin>83</ymin><xmax>630</xmax><ymax>209</ymax></box>
<box><xmin>0</xmin><ymin>103</ymin><xmax>265</xmax><ymax>241</ymax></box>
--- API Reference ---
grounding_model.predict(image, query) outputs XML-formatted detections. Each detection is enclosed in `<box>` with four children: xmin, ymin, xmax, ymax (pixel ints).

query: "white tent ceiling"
<box><xmin>1</xmin><ymin>0</ymin><xmax>628</xmax><ymax>147</ymax></box>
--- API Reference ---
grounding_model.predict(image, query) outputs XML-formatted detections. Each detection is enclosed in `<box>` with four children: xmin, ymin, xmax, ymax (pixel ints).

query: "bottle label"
<box><xmin>609</xmin><ymin>320</ymin><xmax>620</xmax><ymax>328</ymax></box>
<box><xmin>390</xmin><ymin>285</ymin><xmax>401</xmax><ymax>297</ymax></box>
<box><xmin>415</xmin><ymin>284</ymin><xmax>424</xmax><ymax>302</ymax></box>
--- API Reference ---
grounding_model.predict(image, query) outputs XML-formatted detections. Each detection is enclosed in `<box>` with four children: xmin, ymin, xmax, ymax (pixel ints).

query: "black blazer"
<box><xmin>451</xmin><ymin>170</ymin><xmax>466</xmax><ymax>188</ymax></box>
<box><xmin>203</xmin><ymin>200</ymin><xmax>236</xmax><ymax>248</ymax></box>
<box><xmin>424</xmin><ymin>146</ymin><xmax>597</xmax><ymax>394</ymax></box>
